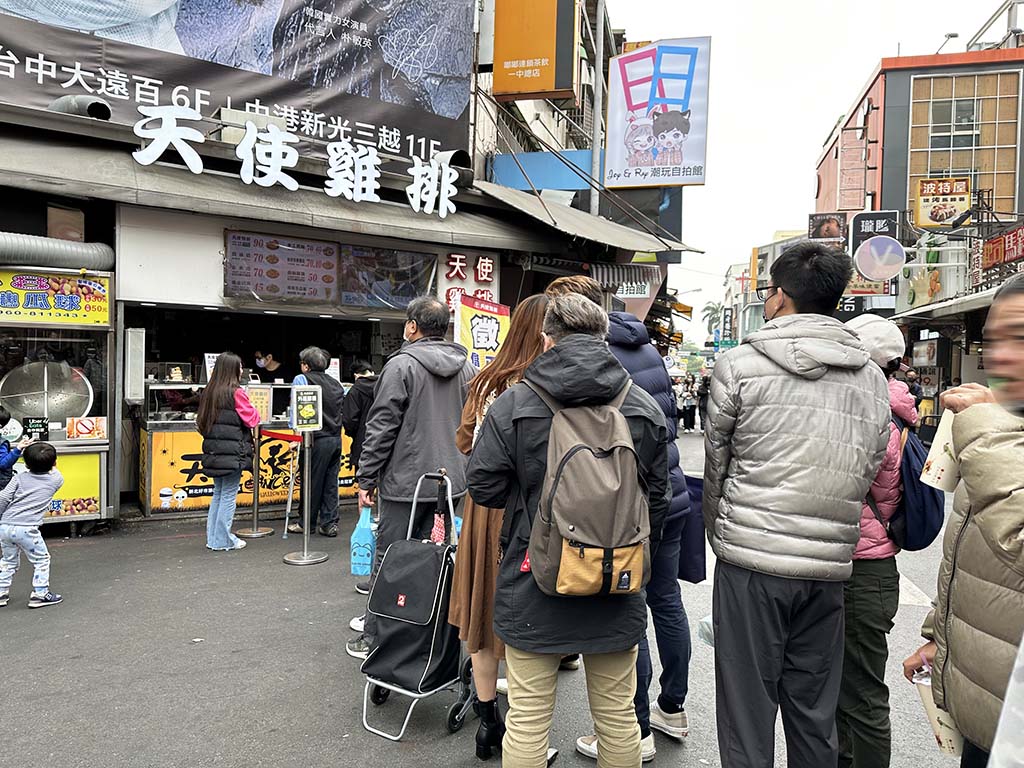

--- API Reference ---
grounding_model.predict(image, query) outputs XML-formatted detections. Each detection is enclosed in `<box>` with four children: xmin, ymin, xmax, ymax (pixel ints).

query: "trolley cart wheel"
<box><xmin>370</xmin><ymin>685</ymin><xmax>390</xmax><ymax>705</ymax></box>
<box><xmin>460</xmin><ymin>656</ymin><xmax>473</xmax><ymax>686</ymax></box>
<box><xmin>446</xmin><ymin>701</ymin><xmax>467</xmax><ymax>734</ymax></box>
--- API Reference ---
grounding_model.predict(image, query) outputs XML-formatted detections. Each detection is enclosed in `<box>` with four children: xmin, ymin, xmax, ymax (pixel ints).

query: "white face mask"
<box><xmin>255</xmin><ymin>358</ymin><xmax>267</xmax><ymax>369</ymax></box>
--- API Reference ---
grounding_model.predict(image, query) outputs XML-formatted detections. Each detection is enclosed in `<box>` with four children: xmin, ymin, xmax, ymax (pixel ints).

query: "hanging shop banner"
<box><xmin>605</xmin><ymin>37</ymin><xmax>712</xmax><ymax>189</ymax></box>
<box><xmin>438</xmin><ymin>253</ymin><xmax>499</xmax><ymax>312</ymax></box>
<box><xmin>492</xmin><ymin>0</ymin><xmax>579</xmax><ymax>101</ymax></box>
<box><xmin>916</xmin><ymin>178</ymin><xmax>971</xmax><ymax>228</ymax></box>
<box><xmin>144</xmin><ymin>428</ymin><xmax>357</xmax><ymax>513</ymax></box>
<box><xmin>225</xmin><ymin>231</ymin><xmax>338</xmax><ymax>304</ymax></box>
<box><xmin>0</xmin><ymin>2</ymin><xmax>474</xmax><ymax>157</ymax></box>
<box><xmin>44</xmin><ymin>451</ymin><xmax>102</xmax><ymax>519</ymax></box>
<box><xmin>0</xmin><ymin>269</ymin><xmax>109</xmax><ymax>326</ymax></box>
<box><xmin>455</xmin><ymin>294</ymin><xmax>511</xmax><ymax>369</ymax></box>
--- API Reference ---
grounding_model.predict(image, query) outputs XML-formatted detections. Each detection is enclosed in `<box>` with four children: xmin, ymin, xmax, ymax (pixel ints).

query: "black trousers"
<box><xmin>714</xmin><ymin>560</ymin><xmax>845</xmax><ymax>768</ymax></box>
<box><xmin>961</xmin><ymin>740</ymin><xmax>989</xmax><ymax>768</ymax></box>
<box><xmin>305</xmin><ymin>436</ymin><xmax>340</xmax><ymax>531</ymax></box>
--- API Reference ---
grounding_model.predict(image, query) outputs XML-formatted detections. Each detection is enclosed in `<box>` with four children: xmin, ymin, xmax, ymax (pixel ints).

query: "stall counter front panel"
<box><xmin>138</xmin><ymin>427</ymin><xmax>357</xmax><ymax>514</ymax></box>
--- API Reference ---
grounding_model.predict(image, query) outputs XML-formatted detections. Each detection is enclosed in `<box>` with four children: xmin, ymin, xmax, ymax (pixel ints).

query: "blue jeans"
<box><xmin>635</xmin><ymin>510</ymin><xmax>691</xmax><ymax>733</ymax></box>
<box><xmin>0</xmin><ymin>524</ymin><xmax>50</xmax><ymax>595</ymax></box>
<box><xmin>206</xmin><ymin>471</ymin><xmax>243</xmax><ymax>550</ymax></box>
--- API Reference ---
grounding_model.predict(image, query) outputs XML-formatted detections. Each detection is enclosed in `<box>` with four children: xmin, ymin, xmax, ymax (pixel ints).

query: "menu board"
<box><xmin>224</xmin><ymin>231</ymin><xmax>338</xmax><ymax>303</ymax></box>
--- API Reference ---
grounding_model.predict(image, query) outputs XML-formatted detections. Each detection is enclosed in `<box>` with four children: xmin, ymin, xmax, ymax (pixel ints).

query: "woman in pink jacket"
<box><xmin>838</xmin><ymin>314</ymin><xmax>918</xmax><ymax>768</ymax></box>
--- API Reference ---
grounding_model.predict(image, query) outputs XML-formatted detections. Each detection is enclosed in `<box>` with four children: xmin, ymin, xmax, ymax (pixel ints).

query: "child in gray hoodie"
<box><xmin>0</xmin><ymin>441</ymin><xmax>64</xmax><ymax>608</ymax></box>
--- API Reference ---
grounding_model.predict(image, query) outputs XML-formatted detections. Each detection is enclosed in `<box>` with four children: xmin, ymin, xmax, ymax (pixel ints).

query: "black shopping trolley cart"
<box><xmin>361</xmin><ymin>470</ymin><xmax>475</xmax><ymax>742</ymax></box>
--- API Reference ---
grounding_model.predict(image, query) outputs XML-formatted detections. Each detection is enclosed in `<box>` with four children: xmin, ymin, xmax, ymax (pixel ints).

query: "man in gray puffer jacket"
<box><xmin>705</xmin><ymin>242</ymin><xmax>890</xmax><ymax>768</ymax></box>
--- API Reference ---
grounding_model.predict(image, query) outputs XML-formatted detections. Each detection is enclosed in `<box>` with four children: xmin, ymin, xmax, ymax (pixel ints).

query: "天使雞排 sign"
<box><xmin>132</xmin><ymin>107</ymin><xmax>461</xmax><ymax>220</ymax></box>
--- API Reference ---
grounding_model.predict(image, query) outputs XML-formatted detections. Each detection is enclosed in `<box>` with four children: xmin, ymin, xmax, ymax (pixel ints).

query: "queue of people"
<box><xmin>188</xmin><ymin>246</ymin><xmax>1023</xmax><ymax>768</ymax></box>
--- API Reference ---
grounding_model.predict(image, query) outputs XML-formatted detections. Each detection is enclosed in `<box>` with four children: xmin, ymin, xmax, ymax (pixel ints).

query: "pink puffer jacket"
<box><xmin>854</xmin><ymin>378</ymin><xmax>919</xmax><ymax>560</ymax></box>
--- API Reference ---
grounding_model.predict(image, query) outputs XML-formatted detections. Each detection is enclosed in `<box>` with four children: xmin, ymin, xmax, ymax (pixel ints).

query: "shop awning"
<box><xmin>0</xmin><ymin>131</ymin><xmax>564</xmax><ymax>254</ymax></box>
<box><xmin>473</xmin><ymin>180</ymin><xmax>698</xmax><ymax>255</ymax></box>
<box><xmin>589</xmin><ymin>263</ymin><xmax>664</xmax><ymax>290</ymax></box>
<box><xmin>889</xmin><ymin>287</ymin><xmax>998</xmax><ymax>322</ymax></box>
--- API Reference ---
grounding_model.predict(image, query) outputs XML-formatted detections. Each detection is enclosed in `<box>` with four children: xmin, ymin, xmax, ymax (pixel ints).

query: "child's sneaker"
<box><xmin>0</xmin><ymin>593</ymin><xmax>8</xmax><ymax>607</ymax></box>
<box><xmin>27</xmin><ymin>591</ymin><xmax>63</xmax><ymax>609</ymax></box>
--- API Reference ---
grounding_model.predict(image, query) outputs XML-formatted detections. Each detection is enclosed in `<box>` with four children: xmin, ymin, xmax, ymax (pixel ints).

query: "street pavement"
<box><xmin>2</xmin><ymin>432</ymin><xmax>955</xmax><ymax>768</ymax></box>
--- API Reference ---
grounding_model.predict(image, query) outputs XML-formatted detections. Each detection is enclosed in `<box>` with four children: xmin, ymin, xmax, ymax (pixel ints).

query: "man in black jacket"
<box><xmin>341</xmin><ymin>359</ymin><xmax>377</xmax><ymax>474</ymax></box>
<box><xmin>468</xmin><ymin>293</ymin><xmax>670</xmax><ymax>768</ymax></box>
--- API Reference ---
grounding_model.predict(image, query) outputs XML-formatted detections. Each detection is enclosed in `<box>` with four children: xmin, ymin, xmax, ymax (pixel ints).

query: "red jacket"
<box><xmin>855</xmin><ymin>378</ymin><xmax>919</xmax><ymax>560</ymax></box>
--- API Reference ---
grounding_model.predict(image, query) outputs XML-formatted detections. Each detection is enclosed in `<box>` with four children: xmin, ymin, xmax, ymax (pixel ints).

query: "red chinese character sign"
<box><xmin>438</xmin><ymin>253</ymin><xmax>500</xmax><ymax>313</ymax></box>
<box><xmin>604</xmin><ymin>38</ymin><xmax>711</xmax><ymax>189</ymax></box>
<box><xmin>455</xmin><ymin>295</ymin><xmax>511</xmax><ymax>369</ymax></box>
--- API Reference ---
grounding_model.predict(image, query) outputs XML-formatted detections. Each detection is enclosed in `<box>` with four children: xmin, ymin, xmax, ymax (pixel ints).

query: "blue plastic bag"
<box><xmin>350</xmin><ymin>506</ymin><xmax>376</xmax><ymax>576</ymax></box>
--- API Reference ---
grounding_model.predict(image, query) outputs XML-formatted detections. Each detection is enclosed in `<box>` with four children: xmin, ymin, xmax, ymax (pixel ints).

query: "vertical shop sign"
<box><xmin>605</xmin><ymin>38</ymin><xmax>712</xmax><ymax>188</ymax></box>
<box><xmin>493</xmin><ymin>0</ymin><xmax>580</xmax><ymax>101</ymax></box>
<box><xmin>455</xmin><ymin>295</ymin><xmax>511</xmax><ymax>368</ymax></box>
<box><xmin>439</xmin><ymin>253</ymin><xmax>500</xmax><ymax>312</ymax></box>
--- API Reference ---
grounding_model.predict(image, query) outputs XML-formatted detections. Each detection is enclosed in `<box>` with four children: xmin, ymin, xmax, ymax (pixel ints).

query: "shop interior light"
<box><xmin>263</xmin><ymin>310</ymin><xmax>279</xmax><ymax>315</ymax></box>
<box><xmin>318</xmin><ymin>314</ymin><xmax>333</xmax><ymax>319</ymax></box>
<box><xmin>140</xmin><ymin>302</ymin><xmax>156</xmax><ymax>307</ymax></box>
<box><xmin>203</xmin><ymin>306</ymin><xmax>218</xmax><ymax>311</ymax></box>
<box><xmin>367</xmin><ymin>317</ymin><xmax>381</xmax><ymax>322</ymax></box>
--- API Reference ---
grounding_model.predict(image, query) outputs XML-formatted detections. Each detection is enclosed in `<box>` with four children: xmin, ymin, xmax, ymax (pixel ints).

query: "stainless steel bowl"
<box><xmin>0</xmin><ymin>361</ymin><xmax>94</xmax><ymax>423</ymax></box>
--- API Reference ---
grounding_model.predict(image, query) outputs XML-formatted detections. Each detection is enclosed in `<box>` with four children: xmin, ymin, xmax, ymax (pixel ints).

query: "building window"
<box><xmin>909</xmin><ymin>71</ymin><xmax>1020</xmax><ymax>220</ymax></box>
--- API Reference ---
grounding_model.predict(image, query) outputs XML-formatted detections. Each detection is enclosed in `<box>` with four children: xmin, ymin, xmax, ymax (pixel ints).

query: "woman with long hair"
<box><xmin>196</xmin><ymin>352</ymin><xmax>261</xmax><ymax>551</ymax></box>
<box><xmin>449</xmin><ymin>293</ymin><xmax>549</xmax><ymax>761</ymax></box>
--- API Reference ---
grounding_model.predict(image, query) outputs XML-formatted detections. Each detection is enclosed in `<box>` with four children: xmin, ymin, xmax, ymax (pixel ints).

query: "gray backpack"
<box><xmin>525</xmin><ymin>380</ymin><xmax>651</xmax><ymax>597</ymax></box>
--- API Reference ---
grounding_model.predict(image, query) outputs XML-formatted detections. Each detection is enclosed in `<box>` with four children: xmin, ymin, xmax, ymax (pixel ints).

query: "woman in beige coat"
<box><xmin>904</xmin><ymin>275</ymin><xmax>1024</xmax><ymax>767</ymax></box>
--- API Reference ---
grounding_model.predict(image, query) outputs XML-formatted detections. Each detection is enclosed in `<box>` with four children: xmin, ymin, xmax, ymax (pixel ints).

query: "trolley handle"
<box><xmin>407</xmin><ymin>469</ymin><xmax>458</xmax><ymax>547</ymax></box>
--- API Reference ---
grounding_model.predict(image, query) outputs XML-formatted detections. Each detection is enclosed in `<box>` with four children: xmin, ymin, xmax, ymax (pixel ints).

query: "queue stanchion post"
<box><xmin>236</xmin><ymin>424</ymin><xmax>273</xmax><ymax>539</ymax></box>
<box><xmin>284</xmin><ymin>430</ymin><xmax>329</xmax><ymax>566</ymax></box>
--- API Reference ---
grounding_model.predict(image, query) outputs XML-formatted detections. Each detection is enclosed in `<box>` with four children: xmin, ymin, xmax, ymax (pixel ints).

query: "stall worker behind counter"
<box><xmin>254</xmin><ymin>349</ymin><xmax>294</xmax><ymax>418</ymax></box>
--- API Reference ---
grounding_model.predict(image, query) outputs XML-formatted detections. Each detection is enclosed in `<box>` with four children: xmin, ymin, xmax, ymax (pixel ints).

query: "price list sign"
<box><xmin>224</xmin><ymin>231</ymin><xmax>339</xmax><ymax>303</ymax></box>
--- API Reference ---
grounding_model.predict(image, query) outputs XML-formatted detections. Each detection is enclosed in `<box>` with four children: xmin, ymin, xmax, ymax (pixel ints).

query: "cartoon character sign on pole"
<box><xmin>605</xmin><ymin>37</ymin><xmax>711</xmax><ymax>189</ymax></box>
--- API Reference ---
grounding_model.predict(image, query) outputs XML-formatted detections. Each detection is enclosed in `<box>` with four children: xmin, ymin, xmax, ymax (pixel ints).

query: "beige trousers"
<box><xmin>502</xmin><ymin>644</ymin><xmax>641</xmax><ymax>768</ymax></box>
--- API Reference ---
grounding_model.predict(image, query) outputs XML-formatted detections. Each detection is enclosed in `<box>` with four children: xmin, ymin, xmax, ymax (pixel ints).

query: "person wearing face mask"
<box><xmin>902</xmin><ymin>273</ymin><xmax>1024</xmax><ymax>768</ymax></box>
<box><xmin>253</xmin><ymin>350</ymin><xmax>292</xmax><ymax>383</ymax></box>
<box><xmin>705</xmin><ymin>243</ymin><xmax>890</xmax><ymax>768</ymax></box>
<box><xmin>346</xmin><ymin>297</ymin><xmax>476</xmax><ymax>660</ymax></box>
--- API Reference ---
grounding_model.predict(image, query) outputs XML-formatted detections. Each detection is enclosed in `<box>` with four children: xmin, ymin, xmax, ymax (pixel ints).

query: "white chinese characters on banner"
<box><xmin>132</xmin><ymin>104</ymin><xmax>206</xmax><ymax>174</ymax></box>
<box><xmin>406</xmin><ymin>156</ymin><xmax>458</xmax><ymax>219</ymax></box>
<box><xmin>439</xmin><ymin>253</ymin><xmax>498</xmax><ymax>313</ymax></box>
<box><xmin>236</xmin><ymin>122</ymin><xmax>300</xmax><ymax>191</ymax></box>
<box><xmin>130</xmin><ymin>105</ymin><xmax>456</xmax><ymax>219</ymax></box>
<box><xmin>324</xmin><ymin>140</ymin><xmax>381</xmax><ymax>203</ymax></box>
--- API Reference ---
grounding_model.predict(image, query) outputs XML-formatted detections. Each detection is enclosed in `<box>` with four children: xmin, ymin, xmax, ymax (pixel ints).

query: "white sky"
<box><xmin>607</xmin><ymin>0</ymin><xmax>1006</xmax><ymax>322</ymax></box>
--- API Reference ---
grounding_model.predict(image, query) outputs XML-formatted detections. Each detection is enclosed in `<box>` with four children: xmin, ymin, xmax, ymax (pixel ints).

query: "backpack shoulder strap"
<box><xmin>524</xmin><ymin>381</ymin><xmax>562</xmax><ymax>414</ymax></box>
